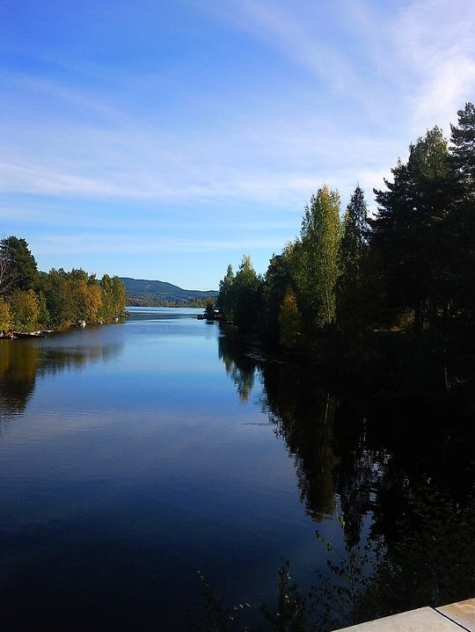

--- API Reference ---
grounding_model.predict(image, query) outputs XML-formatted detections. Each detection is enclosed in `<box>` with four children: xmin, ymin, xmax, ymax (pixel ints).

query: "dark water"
<box><xmin>1</xmin><ymin>308</ymin><xmax>474</xmax><ymax>631</ymax></box>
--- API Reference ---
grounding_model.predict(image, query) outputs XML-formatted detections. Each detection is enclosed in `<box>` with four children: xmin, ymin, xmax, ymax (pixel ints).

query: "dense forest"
<box><xmin>0</xmin><ymin>237</ymin><xmax>126</xmax><ymax>333</ymax></box>
<box><xmin>217</xmin><ymin>103</ymin><xmax>475</xmax><ymax>384</ymax></box>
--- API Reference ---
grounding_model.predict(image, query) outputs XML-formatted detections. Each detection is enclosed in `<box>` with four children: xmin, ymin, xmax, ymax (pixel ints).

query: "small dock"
<box><xmin>334</xmin><ymin>598</ymin><xmax>475</xmax><ymax>631</ymax></box>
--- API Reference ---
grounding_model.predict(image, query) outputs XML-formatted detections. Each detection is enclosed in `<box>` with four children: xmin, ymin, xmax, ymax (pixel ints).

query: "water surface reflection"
<box><xmin>217</xmin><ymin>327</ymin><xmax>475</xmax><ymax>625</ymax></box>
<box><xmin>0</xmin><ymin>331</ymin><xmax>123</xmax><ymax>421</ymax></box>
<box><xmin>1</xmin><ymin>312</ymin><xmax>474</xmax><ymax>631</ymax></box>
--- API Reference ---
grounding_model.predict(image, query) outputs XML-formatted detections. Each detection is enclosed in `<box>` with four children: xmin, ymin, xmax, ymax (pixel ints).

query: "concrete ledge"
<box><xmin>437</xmin><ymin>598</ymin><xmax>475</xmax><ymax>630</ymax></box>
<box><xmin>332</xmin><ymin>598</ymin><xmax>475</xmax><ymax>631</ymax></box>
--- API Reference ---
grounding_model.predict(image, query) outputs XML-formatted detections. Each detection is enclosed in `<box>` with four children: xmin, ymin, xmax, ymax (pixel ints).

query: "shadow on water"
<box><xmin>0</xmin><ymin>335</ymin><xmax>123</xmax><ymax>423</ymax></box>
<box><xmin>0</xmin><ymin>340</ymin><xmax>38</xmax><ymax>420</ymax></box>
<box><xmin>218</xmin><ymin>328</ymin><xmax>340</xmax><ymax>523</ymax></box>
<box><xmin>213</xmin><ymin>326</ymin><xmax>475</xmax><ymax>629</ymax></box>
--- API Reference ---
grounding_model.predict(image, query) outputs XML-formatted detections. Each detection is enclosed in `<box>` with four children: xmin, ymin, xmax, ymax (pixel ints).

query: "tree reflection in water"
<box><xmin>218</xmin><ymin>327</ymin><xmax>258</xmax><ymax>403</ymax></box>
<box><xmin>261</xmin><ymin>360</ymin><xmax>338</xmax><ymax>522</ymax></box>
<box><xmin>217</xmin><ymin>328</ymin><xmax>475</xmax><ymax>628</ymax></box>
<box><xmin>0</xmin><ymin>338</ymin><xmax>123</xmax><ymax>423</ymax></box>
<box><xmin>0</xmin><ymin>340</ymin><xmax>37</xmax><ymax>419</ymax></box>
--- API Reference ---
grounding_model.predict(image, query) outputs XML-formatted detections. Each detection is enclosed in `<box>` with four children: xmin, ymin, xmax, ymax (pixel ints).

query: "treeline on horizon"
<box><xmin>0</xmin><ymin>237</ymin><xmax>126</xmax><ymax>332</ymax></box>
<box><xmin>217</xmin><ymin>103</ymin><xmax>475</xmax><ymax>374</ymax></box>
<box><xmin>127</xmin><ymin>297</ymin><xmax>215</xmax><ymax>308</ymax></box>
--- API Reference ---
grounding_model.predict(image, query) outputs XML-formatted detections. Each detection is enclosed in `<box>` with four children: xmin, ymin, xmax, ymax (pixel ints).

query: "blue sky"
<box><xmin>2</xmin><ymin>0</ymin><xmax>475</xmax><ymax>290</ymax></box>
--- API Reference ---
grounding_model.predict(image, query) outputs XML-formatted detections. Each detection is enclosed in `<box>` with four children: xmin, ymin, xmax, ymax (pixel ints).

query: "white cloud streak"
<box><xmin>4</xmin><ymin>1</ymin><xmax>471</xmax><ymax>199</ymax></box>
<box><xmin>2</xmin><ymin>0</ymin><xmax>475</xmax><ymax>282</ymax></box>
<box><xmin>390</xmin><ymin>0</ymin><xmax>475</xmax><ymax>132</ymax></box>
<box><xmin>35</xmin><ymin>232</ymin><xmax>285</xmax><ymax>255</ymax></box>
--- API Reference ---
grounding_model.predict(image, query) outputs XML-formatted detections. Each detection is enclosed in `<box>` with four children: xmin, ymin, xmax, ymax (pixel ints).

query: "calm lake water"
<box><xmin>1</xmin><ymin>307</ymin><xmax>474</xmax><ymax>631</ymax></box>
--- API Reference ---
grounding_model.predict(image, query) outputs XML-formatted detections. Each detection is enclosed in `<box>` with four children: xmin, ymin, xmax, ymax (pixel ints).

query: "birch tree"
<box><xmin>292</xmin><ymin>186</ymin><xmax>341</xmax><ymax>335</ymax></box>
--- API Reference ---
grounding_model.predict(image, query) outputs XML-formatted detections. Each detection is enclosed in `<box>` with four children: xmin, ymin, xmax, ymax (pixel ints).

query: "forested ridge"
<box><xmin>121</xmin><ymin>277</ymin><xmax>217</xmax><ymax>306</ymax></box>
<box><xmin>217</xmin><ymin>103</ymin><xmax>475</xmax><ymax>386</ymax></box>
<box><xmin>0</xmin><ymin>237</ymin><xmax>126</xmax><ymax>333</ymax></box>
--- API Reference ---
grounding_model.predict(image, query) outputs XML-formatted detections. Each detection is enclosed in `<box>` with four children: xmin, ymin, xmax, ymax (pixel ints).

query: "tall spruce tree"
<box><xmin>370</xmin><ymin>127</ymin><xmax>454</xmax><ymax>333</ymax></box>
<box><xmin>449</xmin><ymin>102</ymin><xmax>475</xmax><ymax>322</ymax></box>
<box><xmin>336</xmin><ymin>186</ymin><xmax>369</xmax><ymax>335</ymax></box>
<box><xmin>450</xmin><ymin>102</ymin><xmax>475</xmax><ymax>191</ymax></box>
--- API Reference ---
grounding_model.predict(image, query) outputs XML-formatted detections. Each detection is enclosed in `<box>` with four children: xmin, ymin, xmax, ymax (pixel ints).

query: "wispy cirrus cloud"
<box><xmin>389</xmin><ymin>0</ymin><xmax>475</xmax><ymax>132</ymax></box>
<box><xmin>5</xmin><ymin>0</ymin><xmax>473</xmax><ymax>208</ymax></box>
<box><xmin>35</xmin><ymin>231</ymin><xmax>286</xmax><ymax>256</ymax></box>
<box><xmin>2</xmin><ymin>0</ymin><xmax>475</xmax><ymax>286</ymax></box>
<box><xmin>216</xmin><ymin>0</ymin><xmax>475</xmax><ymax>133</ymax></box>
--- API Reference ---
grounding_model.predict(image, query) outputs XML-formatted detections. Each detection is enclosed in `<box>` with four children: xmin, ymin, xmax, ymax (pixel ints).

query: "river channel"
<box><xmin>1</xmin><ymin>307</ymin><xmax>474</xmax><ymax>631</ymax></box>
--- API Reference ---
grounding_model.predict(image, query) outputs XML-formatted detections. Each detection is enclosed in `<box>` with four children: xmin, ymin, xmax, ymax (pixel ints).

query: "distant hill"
<box><xmin>120</xmin><ymin>277</ymin><xmax>218</xmax><ymax>304</ymax></box>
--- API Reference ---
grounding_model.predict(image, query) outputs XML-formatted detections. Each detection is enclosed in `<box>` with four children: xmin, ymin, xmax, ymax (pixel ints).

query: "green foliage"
<box><xmin>218</xmin><ymin>102</ymin><xmax>475</xmax><ymax>360</ymax></box>
<box><xmin>0</xmin><ymin>238</ymin><xmax>126</xmax><ymax>331</ymax></box>
<box><xmin>370</xmin><ymin>127</ymin><xmax>456</xmax><ymax>333</ymax></box>
<box><xmin>451</xmin><ymin>101</ymin><xmax>475</xmax><ymax>189</ymax></box>
<box><xmin>447</xmin><ymin>104</ymin><xmax>475</xmax><ymax>320</ymax></box>
<box><xmin>278</xmin><ymin>287</ymin><xmax>303</xmax><ymax>349</ymax></box>
<box><xmin>217</xmin><ymin>257</ymin><xmax>263</xmax><ymax>334</ymax></box>
<box><xmin>292</xmin><ymin>186</ymin><xmax>341</xmax><ymax>336</ymax></box>
<box><xmin>100</xmin><ymin>274</ymin><xmax>127</xmax><ymax>321</ymax></box>
<box><xmin>261</xmin><ymin>248</ymin><xmax>295</xmax><ymax>344</ymax></box>
<box><xmin>218</xmin><ymin>264</ymin><xmax>236</xmax><ymax>321</ymax></box>
<box><xmin>233</xmin><ymin>256</ymin><xmax>263</xmax><ymax>334</ymax></box>
<box><xmin>10</xmin><ymin>289</ymin><xmax>40</xmax><ymax>331</ymax></box>
<box><xmin>39</xmin><ymin>268</ymin><xmax>76</xmax><ymax>326</ymax></box>
<box><xmin>336</xmin><ymin>186</ymin><xmax>371</xmax><ymax>336</ymax></box>
<box><xmin>205</xmin><ymin>301</ymin><xmax>215</xmax><ymax>319</ymax></box>
<box><xmin>0</xmin><ymin>296</ymin><xmax>12</xmax><ymax>331</ymax></box>
<box><xmin>0</xmin><ymin>236</ymin><xmax>39</xmax><ymax>296</ymax></box>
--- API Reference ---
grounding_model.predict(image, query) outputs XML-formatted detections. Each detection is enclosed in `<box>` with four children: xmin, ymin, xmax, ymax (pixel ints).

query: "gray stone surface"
<box><xmin>332</xmin><ymin>606</ymin><xmax>466</xmax><ymax>631</ymax></box>
<box><xmin>437</xmin><ymin>598</ymin><xmax>475</xmax><ymax>631</ymax></box>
